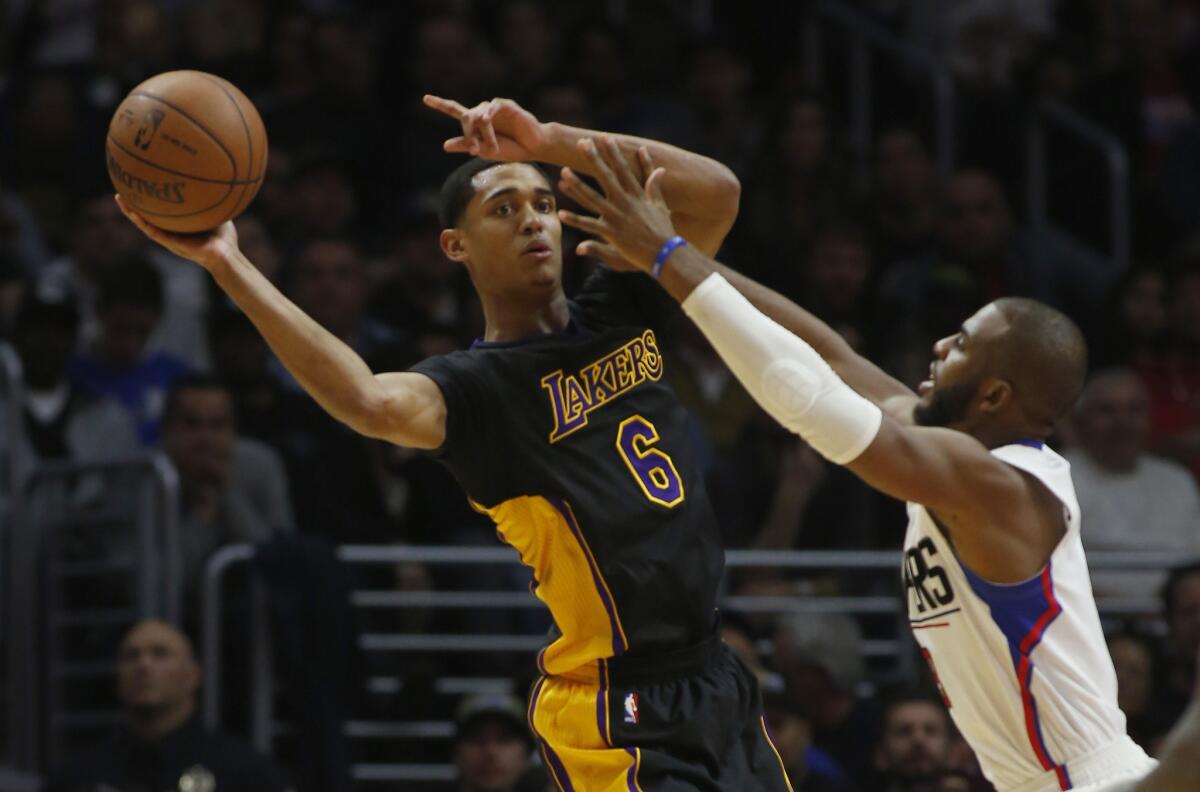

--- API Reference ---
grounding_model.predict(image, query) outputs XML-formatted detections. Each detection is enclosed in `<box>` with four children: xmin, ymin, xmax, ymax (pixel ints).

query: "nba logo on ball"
<box><xmin>623</xmin><ymin>692</ymin><xmax>639</xmax><ymax>724</ymax></box>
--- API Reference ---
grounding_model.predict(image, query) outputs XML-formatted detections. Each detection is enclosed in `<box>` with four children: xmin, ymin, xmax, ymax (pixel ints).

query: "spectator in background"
<box><xmin>742</xmin><ymin>92</ymin><xmax>853</xmax><ymax>284</ymax></box>
<box><xmin>868</xmin><ymin>125</ymin><xmax>939</xmax><ymax>269</ymax></box>
<box><xmin>160</xmin><ymin>375</ymin><xmax>291</xmax><ymax>615</ymax></box>
<box><xmin>0</xmin><ymin>176</ymin><xmax>52</xmax><ymax>277</ymax></box>
<box><xmin>685</xmin><ymin>39</ymin><xmax>761</xmax><ymax>180</ymax></box>
<box><xmin>799</xmin><ymin>223</ymin><xmax>881</xmax><ymax>353</ymax></box>
<box><xmin>1</xmin><ymin>291</ymin><xmax>137</xmax><ymax>463</ymax></box>
<box><xmin>1151</xmin><ymin>563</ymin><xmax>1200</xmax><ymax>745</ymax></box>
<box><xmin>70</xmin><ymin>255</ymin><xmax>189</xmax><ymax>445</ymax></box>
<box><xmin>495</xmin><ymin>0</ymin><xmax>560</xmax><ymax>103</ymax></box>
<box><xmin>773</xmin><ymin>612</ymin><xmax>877</xmax><ymax>782</ymax></box>
<box><xmin>872</xmin><ymin>688</ymin><xmax>954</xmax><ymax>792</ymax></box>
<box><xmin>762</xmin><ymin>686</ymin><xmax>854</xmax><ymax>792</ymax></box>
<box><xmin>45</xmin><ymin>619</ymin><xmax>290</xmax><ymax>792</ymax></box>
<box><xmin>881</xmin><ymin>168</ymin><xmax>1118</xmax><ymax>351</ymax></box>
<box><xmin>283</xmin><ymin>238</ymin><xmax>403</xmax><ymax>376</ymax></box>
<box><xmin>1064</xmin><ymin>368</ymin><xmax>1200</xmax><ymax>598</ymax></box>
<box><xmin>1091</xmin><ymin>267</ymin><xmax>1169</xmax><ymax>369</ymax></box>
<box><xmin>443</xmin><ymin>692</ymin><xmax>545</xmax><ymax>792</ymax></box>
<box><xmin>1107</xmin><ymin>629</ymin><xmax>1162</xmax><ymax>751</ymax></box>
<box><xmin>1138</xmin><ymin>262</ymin><xmax>1200</xmax><ymax>480</ymax></box>
<box><xmin>38</xmin><ymin>190</ymin><xmax>210</xmax><ymax>368</ymax></box>
<box><xmin>286</xmin><ymin>151</ymin><xmax>361</xmax><ymax>241</ymax></box>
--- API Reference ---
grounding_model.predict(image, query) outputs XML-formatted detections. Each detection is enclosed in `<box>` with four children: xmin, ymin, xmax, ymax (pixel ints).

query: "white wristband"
<box><xmin>682</xmin><ymin>274</ymin><xmax>882</xmax><ymax>464</ymax></box>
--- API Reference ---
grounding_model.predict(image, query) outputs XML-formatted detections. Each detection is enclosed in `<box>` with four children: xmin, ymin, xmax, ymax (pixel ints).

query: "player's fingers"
<box><xmin>557</xmin><ymin>209</ymin><xmax>608</xmax><ymax>238</ymax></box>
<box><xmin>634</xmin><ymin>146</ymin><xmax>654</xmax><ymax>184</ymax></box>
<box><xmin>480</xmin><ymin>109</ymin><xmax>500</xmax><ymax>156</ymax></box>
<box><xmin>423</xmin><ymin>94</ymin><xmax>467</xmax><ymax>119</ymax></box>
<box><xmin>443</xmin><ymin>136</ymin><xmax>471</xmax><ymax>153</ymax></box>
<box><xmin>577</xmin><ymin>240</ymin><xmax>637</xmax><ymax>271</ymax></box>
<box><xmin>579</xmin><ymin>138</ymin><xmax>621</xmax><ymax>197</ymax></box>
<box><xmin>461</xmin><ymin>113</ymin><xmax>480</xmax><ymax>155</ymax></box>
<box><xmin>558</xmin><ymin>167</ymin><xmax>610</xmax><ymax>215</ymax></box>
<box><xmin>602</xmin><ymin>135</ymin><xmax>640</xmax><ymax>194</ymax></box>
<box><xmin>645</xmin><ymin>167</ymin><xmax>668</xmax><ymax>205</ymax></box>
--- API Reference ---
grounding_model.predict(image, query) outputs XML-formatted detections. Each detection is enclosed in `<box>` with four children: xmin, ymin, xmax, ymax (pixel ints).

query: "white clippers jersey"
<box><xmin>902</xmin><ymin>443</ymin><xmax>1152</xmax><ymax>791</ymax></box>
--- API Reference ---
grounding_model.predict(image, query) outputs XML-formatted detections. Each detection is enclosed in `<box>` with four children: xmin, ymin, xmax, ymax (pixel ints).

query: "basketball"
<box><xmin>106</xmin><ymin>70</ymin><xmax>268</xmax><ymax>233</ymax></box>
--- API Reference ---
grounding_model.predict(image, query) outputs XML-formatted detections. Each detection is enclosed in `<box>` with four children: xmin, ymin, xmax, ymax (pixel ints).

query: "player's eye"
<box><xmin>536</xmin><ymin>199</ymin><xmax>554</xmax><ymax>213</ymax></box>
<box><xmin>495</xmin><ymin>203</ymin><xmax>512</xmax><ymax>216</ymax></box>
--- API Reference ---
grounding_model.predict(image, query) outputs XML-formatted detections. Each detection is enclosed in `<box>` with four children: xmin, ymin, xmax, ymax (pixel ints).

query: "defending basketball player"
<box><xmin>116</xmin><ymin>98</ymin><xmax>793</xmax><ymax>790</ymax></box>
<box><xmin>558</xmin><ymin>138</ymin><xmax>1200</xmax><ymax>792</ymax></box>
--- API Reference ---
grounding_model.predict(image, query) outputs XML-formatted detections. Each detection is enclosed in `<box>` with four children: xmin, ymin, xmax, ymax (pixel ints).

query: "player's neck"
<box><xmin>480</xmin><ymin>290</ymin><xmax>571</xmax><ymax>343</ymax></box>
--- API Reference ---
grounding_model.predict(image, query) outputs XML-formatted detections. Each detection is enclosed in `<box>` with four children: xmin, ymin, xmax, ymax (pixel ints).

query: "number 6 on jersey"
<box><xmin>616</xmin><ymin>416</ymin><xmax>685</xmax><ymax>508</ymax></box>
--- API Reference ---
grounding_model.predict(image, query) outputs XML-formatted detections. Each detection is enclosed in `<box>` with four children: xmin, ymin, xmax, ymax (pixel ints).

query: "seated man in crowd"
<box><xmin>45</xmin><ymin>619</ymin><xmax>290</xmax><ymax>792</ymax></box>
<box><xmin>1065</xmin><ymin>368</ymin><xmax>1200</xmax><ymax>599</ymax></box>
<box><xmin>446</xmin><ymin>692</ymin><xmax>549</xmax><ymax>792</ymax></box>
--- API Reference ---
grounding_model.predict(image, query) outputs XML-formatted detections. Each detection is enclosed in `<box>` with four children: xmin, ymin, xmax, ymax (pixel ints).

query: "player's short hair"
<box><xmin>97</xmin><ymin>255</ymin><xmax>164</xmax><ymax>314</ymax></box>
<box><xmin>437</xmin><ymin>158</ymin><xmax>551</xmax><ymax>229</ymax></box>
<box><xmin>991</xmin><ymin>297</ymin><xmax>1088</xmax><ymax>425</ymax></box>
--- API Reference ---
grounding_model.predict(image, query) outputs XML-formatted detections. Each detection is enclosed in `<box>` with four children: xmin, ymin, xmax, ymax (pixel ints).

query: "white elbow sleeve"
<box><xmin>682</xmin><ymin>273</ymin><xmax>882</xmax><ymax>464</ymax></box>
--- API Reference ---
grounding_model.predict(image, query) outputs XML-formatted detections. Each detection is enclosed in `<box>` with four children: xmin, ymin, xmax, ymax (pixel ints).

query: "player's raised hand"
<box><xmin>557</xmin><ymin>136</ymin><xmax>675</xmax><ymax>273</ymax></box>
<box><xmin>114</xmin><ymin>194</ymin><xmax>238</xmax><ymax>273</ymax></box>
<box><xmin>423</xmin><ymin>95</ymin><xmax>547</xmax><ymax>160</ymax></box>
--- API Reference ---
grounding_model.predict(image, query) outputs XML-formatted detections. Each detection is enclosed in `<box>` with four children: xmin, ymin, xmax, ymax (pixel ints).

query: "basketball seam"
<box><xmin>130</xmin><ymin>90</ymin><xmax>238</xmax><ymax>176</ymax></box>
<box><xmin>199</xmin><ymin>73</ymin><xmax>256</xmax><ymax>222</ymax></box>
<box><xmin>107</xmin><ymin>136</ymin><xmax>258</xmax><ymax>185</ymax></box>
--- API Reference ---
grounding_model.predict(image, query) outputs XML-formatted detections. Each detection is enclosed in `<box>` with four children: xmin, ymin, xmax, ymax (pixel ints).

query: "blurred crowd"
<box><xmin>4</xmin><ymin>1</ymin><xmax>1200</xmax><ymax>791</ymax></box>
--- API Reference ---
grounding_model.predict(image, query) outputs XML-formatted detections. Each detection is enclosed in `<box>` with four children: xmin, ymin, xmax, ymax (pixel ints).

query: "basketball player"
<box><xmin>116</xmin><ymin>98</ymin><xmax>793</xmax><ymax>790</ymax></box>
<box><xmin>558</xmin><ymin>137</ymin><xmax>1200</xmax><ymax>792</ymax></box>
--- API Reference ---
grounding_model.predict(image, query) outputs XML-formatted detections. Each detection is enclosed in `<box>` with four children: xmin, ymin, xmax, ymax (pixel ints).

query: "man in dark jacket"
<box><xmin>46</xmin><ymin>619</ymin><xmax>291</xmax><ymax>792</ymax></box>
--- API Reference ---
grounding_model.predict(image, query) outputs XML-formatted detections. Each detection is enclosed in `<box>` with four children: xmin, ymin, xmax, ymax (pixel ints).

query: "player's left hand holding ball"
<box><xmin>557</xmin><ymin>135</ymin><xmax>675</xmax><ymax>273</ymax></box>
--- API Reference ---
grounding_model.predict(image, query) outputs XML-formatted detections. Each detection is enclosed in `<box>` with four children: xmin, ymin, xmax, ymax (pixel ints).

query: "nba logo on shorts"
<box><xmin>623</xmin><ymin>692</ymin><xmax>640</xmax><ymax>724</ymax></box>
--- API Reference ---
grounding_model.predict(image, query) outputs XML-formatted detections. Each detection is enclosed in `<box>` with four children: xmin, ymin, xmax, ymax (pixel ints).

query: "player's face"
<box><xmin>454</xmin><ymin>163</ymin><xmax>562</xmax><ymax>298</ymax></box>
<box><xmin>875</xmin><ymin>701</ymin><xmax>950</xmax><ymax>781</ymax></box>
<box><xmin>453</xmin><ymin>720</ymin><xmax>530</xmax><ymax>791</ymax></box>
<box><xmin>913</xmin><ymin>305</ymin><xmax>1008</xmax><ymax>428</ymax></box>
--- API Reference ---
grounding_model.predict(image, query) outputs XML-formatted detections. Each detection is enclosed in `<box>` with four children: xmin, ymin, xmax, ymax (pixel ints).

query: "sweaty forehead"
<box><xmin>468</xmin><ymin>162</ymin><xmax>551</xmax><ymax>204</ymax></box>
<box><xmin>965</xmin><ymin>303</ymin><xmax>1010</xmax><ymax>340</ymax></box>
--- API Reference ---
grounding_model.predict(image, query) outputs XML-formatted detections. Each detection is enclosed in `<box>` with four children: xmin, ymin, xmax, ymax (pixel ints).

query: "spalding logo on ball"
<box><xmin>106</xmin><ymin>70</ymin><xmax>268</xmax><ymax>233</ymax></box>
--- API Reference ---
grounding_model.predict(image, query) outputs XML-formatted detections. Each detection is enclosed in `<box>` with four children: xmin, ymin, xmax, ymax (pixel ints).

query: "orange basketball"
<box><xmin>106</xmin><ymin>70</ymin><xmax>268</xmax><ymax>233</ymax></box>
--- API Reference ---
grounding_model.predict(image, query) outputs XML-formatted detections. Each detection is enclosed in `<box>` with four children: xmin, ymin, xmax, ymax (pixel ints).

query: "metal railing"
<box><xmin>804</xmin><ymin>0</ymin><xmax>957</xmax><ymax>185</ymax></box>
<box><xmin>8</xmin><ymin>454</ymin><xmax>181</xmax><ymax>771</ymax></box>
<box><xmin>1027</xmin><ymin>98</ymin><xmax>1132</xmax><ymax>273</ymax></box>
<box><xmin>201</xmin><ymin>543</ymin><xmax>1181</xmax><ymax>785</ymax></box>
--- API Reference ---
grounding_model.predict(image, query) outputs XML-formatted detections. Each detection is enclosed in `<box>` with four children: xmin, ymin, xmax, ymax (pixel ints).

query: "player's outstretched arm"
<box><xmin>116</xmin><ymin>197</ymin><xmax>447</xmax><ymax>449</ymax></box>
<box><xmin>555</xmin><ymin>136</ymin><xmax>914</xmax><ymax>411</ymax></box>
<box><xmin>423</xmin><ymin>95</ymin><xmax>739</xmax><ymax>257</ymax></box>
<box><xmin>556</xmin><ymin>138</ymin><xmax>1061</xmax><ymax>581</ymax></box>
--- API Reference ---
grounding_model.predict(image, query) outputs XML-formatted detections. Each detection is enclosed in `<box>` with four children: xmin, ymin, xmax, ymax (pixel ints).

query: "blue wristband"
<box><xmin>652</xmin><ymin>236</ymin><xmax>688</xmax><ymax>280</ymax></box>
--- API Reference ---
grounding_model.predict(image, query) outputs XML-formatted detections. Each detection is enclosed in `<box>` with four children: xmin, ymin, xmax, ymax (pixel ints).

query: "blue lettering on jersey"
<box><xmin>542</xmin><ymin>330</ymin><xmax>664</xmax><ymax>443</ymax></box>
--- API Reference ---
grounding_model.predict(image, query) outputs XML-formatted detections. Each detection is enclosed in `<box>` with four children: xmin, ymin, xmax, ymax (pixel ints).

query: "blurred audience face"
<box><xmin>779</xmin><ymin>99</ymin><xmax>828</xmax><ymax>172</ymax></box>
<box><xmin>876</xmin><ymin>129</ymin><xmax>934</xmax><ymax>210</ymax></box>
<box><xmin>416</xmin><ymin>17</ymin><xmax>484</xmax><ymax>99</ymax></box>
<box><xmin>292</xmin><ymin>163</ymin><xmax>357</xmax><ymax>237</ymax></box>
<box><xmin>98</xmin><ymin>302</ymin><xmax>160</xmax><ymax>367</ymax></box>
<box><xmin>534</xmin><ymin>84</ymin><xmax>594</xmax><ymax>129</ymax></box>
<box><xmin>938</xmin><ymin>171</ymin><xmax>1012</xmax><ymax>266</ymax></box>
<box><xmin>291</xmin><ymin>239</ymin><xmax>367</xmax><ymax>339</ymax></box>
<box><xmin>73</xmin><ymin>195</ymin><xmax>145</xmax><ymax>274</ymax></box>
<box><xmin>116</xmin><ymin>620</ymin><xmax>201</xmax><ymax>721</ymax></box>
<box><xmin>875</xmin><ymin>700</ymin><xmax>951</xmax><ymax>788</ymax></box>
<box><xmin>1109</xmin><ymin>636</ymin><xmax>1154</xmax><ymax>719</ymax></box>
<box><xmin>688</xmin><ymin>45</ymin><xmax>750</xmax><ymax>118</ymax></box>
<box><xmin>500</xmin><ymin>0</ymin><xmax>556</xmax><ymax>77</ymax></box>
<box><xmin>576</xmin><ymin>27</ymin><xmax>627</xmax><ymax>100</ymax></box>
<box><xmin>808</xmin><ymin>230</ymin><xmax>871</xmax><ymax>311</ymax></box>
<box><xmin>163</xmin><ymin>386</ymin><xmax>237</xmax><ymax>489</ymax></box>
<box><xmin>454</xmin><ymin>719</ymin><xmax>530</xmax><ymax>792</ymax></box>
<box><xmin>1073</xmin><ymin>370</ymin><xmax>1150</xmax><ymax>472</ymax></box>
<box><xmin>1168</xmin><ymin>270</ymin><xmax>1200</xmax><ymax>346</ymax></box>
<box><xmin>1120</xmin><ymin>270</ymin><xmax>1167</xmax><ymax>342</ymax></box>
<box><xmin>17</xmin><ymin>74</ymin><xmax>78</xmax><ymax>150</ymax></box>
<box><xmin>763</xmin><ymin>701</ymin><xmax>812</xmax><ymax>781</ymax></box>
<box><xmin>1168</xmin><ymin>569</ymin><xmax>1200</xmax><ymax>664</ymax></box>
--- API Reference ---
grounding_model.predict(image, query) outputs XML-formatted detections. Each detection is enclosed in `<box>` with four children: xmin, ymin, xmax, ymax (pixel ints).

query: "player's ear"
<box><xmin>440</xmin><ymin>228</ymin><xmax>468</xmax><ymax>263</ymax></box>
<box><xmin>978</xmin><ymin>377</ymin><xmax>1012</xmax><ymax>414</ymax></box>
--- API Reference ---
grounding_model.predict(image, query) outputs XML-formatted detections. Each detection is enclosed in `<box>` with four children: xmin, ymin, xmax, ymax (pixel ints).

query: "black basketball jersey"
<box><xmin>411</xmin><ymin>267</ymin><xmax>724</xmax><ymax>679</ymax></box>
